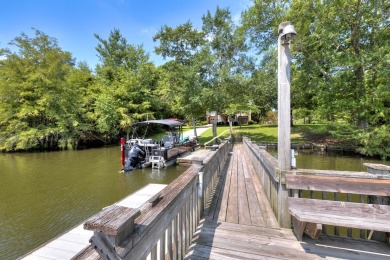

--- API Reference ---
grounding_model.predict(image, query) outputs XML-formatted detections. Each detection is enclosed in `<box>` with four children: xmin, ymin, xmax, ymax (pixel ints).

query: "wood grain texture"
<box><xmin>288</xmin><ymin>198</ymin><xmax>390</xmax><ymax>232</ymax></box>
<box><xmin>286</xmin><ymin>175</ymin><xmax>390</xmax><ymax>196</ymax></box>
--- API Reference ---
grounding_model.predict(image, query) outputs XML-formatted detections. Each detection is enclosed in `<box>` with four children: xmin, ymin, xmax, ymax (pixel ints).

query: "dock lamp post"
<box><xmin>277</xmin><ymin>22</ymin><xmax>296</xmax><ymax>228</ymax></box>
<box><xmin>278</xmin><ymin>22</ymin><xmax>296</xmax><ymax>172</ymax></box>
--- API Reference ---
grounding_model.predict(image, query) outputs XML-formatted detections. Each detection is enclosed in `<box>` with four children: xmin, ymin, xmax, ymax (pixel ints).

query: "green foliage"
<box><xmin>0</xmin><ymin>29</ymin><xmax>78</xmax><ymax>151</ymax></box>
<box><xmin>94</xmin><ymin>29</ymin><xmax>157</xmax><ymax>140</ymax></box>
<box><xmin>357</xmin><ymin>125</ymin><xmax>390</xmax><ymax>160</ymax></box>
<box><xmin>0</xmin><ymin>3</ymin><xmax>388</xmax><ymax>158</ymax></box>
<box><xmin>242</xmin><ymin>0</ymin><xmax>389</xmax><ymax>158</ymax></box>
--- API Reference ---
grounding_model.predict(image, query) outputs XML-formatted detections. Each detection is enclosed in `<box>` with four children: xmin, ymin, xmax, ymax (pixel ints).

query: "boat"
<box><xmin>120</xmin><ymin>119</ymin><xmax>198</xmax><ymax>172</ymax></box>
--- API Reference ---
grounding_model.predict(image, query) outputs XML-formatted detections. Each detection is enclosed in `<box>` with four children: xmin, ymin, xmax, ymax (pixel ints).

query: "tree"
<box><xmin>0</xmin><ymin>29</ymin><xmax>78</xmax><ymax>151</ymax></box>
<box><xmin>201</xmin><ymin>6</ymin><xmax>250</xmax><ymax>138</ymax></box>
<box><xmin>94</xmin><ymin>29</ymin><xmax>156</xmax><ymax>140</ymax></box>
<box><xmin>289</xmin><ymin>0</ymin><xmax>389</xmax><ymax>158</ymax></box>
<box><xmin>154</xmin><ymin>21</ymin><xmax>206</xmax><ymax>138</ymax></box>
<box><xmin>242</xmin><ymin>0</ymin><xmax>389</xmax><ymax>158</ymax></box>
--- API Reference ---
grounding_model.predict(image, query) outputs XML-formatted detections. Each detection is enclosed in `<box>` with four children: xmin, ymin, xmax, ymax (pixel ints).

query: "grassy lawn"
<box><xmin>198</xmin><ymin>124</ymin><xmax>332</xmax><ymax>145</ymax></box>
<box><xmin>197</xmin><ymin>126</ymin><xmax>231</xmax><ymax>144</ymax></box>
<box><xmin>148</xmin><ymin>124</ymin><xmax>333</xmax><ymax>145</ymax></box>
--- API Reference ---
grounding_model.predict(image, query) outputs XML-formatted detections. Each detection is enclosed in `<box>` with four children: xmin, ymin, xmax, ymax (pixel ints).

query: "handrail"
<box><xmin>82</xmin><ymin>141</ymin><xmax>231</xmax><ymax>259</ymax></box>
<box><xmin>204</xmin><ymin>129</ymin><xmax>229</xmax><ymax>146</ymax></box>
<box><xmin>242</xmin><ymin>136</ymin><xmax>390</xmax><ymax>242</ymax></box>
<box><xmin>243</xmin><ymin>137</ymin><xmax>278</xmax><ymax>182</ymax></box>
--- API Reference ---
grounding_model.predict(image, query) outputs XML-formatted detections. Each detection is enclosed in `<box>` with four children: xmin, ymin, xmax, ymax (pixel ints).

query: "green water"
<box><xmin>0</xmin><ymin>146</ymin><xmax>187</xmax><ymax>259</ymax></box>
<box><xmin>268</xmin><ymin>149</ymin><xmax>389</xmax><ymax>171</ymax></box>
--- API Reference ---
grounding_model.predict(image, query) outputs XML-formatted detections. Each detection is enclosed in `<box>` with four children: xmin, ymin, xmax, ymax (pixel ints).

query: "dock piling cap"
<box><xmin>363</xmin><ymin>163</ymin><xmax>390</xmax><ymax>176</ymax></box>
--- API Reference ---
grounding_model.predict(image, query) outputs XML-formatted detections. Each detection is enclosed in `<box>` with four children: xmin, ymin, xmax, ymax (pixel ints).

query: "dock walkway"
<box><xmin>185</xmin><ymin>144</ymin><xmax>390</xmax><ymax>260</ymax></box>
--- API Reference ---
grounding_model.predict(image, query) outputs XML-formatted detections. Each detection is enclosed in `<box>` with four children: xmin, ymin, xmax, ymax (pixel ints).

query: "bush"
<box><xmin>248</xmin><ymin>119</ymin><xmax>255</xmax><ymax>125</ymax></box>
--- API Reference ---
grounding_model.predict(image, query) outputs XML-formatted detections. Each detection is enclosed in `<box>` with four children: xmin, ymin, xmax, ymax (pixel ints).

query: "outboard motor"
<box><xmin>124</xmin><ymin>143</ymin><xmax>146</xmax><ymax>172</ymax></box>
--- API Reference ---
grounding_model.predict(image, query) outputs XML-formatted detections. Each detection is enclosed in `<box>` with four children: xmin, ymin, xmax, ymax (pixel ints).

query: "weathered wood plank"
<box><xmin>237</xmin><ymin>148</ymin><xmax>251</xmax><ymax>225</ymax></box>
<box><xmin>246</xmin><ymin>154</ymin><xmax>279</xmax><ymax>228</ymax></box>
<box><xmin>292</xmin><ymin>216</ymin><xmax>306</xmax><ymax>241</ymax></box>
<box><xmin>200</xmin><ymin>220</ymin><xmax>295</xmax><ymax>240</ymax></box>
<box><xmin>288</xmin><ymin>198</ymin><xmax>390</xmax><ymax>220</ymax></box>
<box><xmin>119</xmin><ymin>166</ymin><xmax>201</xmax><ymax>259</ymax></box>
<box><xmin>226</xmin><ymin>149</ymin><xmax>238</xmax><ymax>224</ymax></box>
<box><xmin>192</xmin><ymin>227</ymin><xmax>305</xmax><ymax>251</ymax></box>
<box><xmin>243</xmin><ymin>138</ymin><xmax>278</xmax><ymax>182</ymax></box>
<box><xmin>289</xmin><ymin>198</ymin><xmax>390</xmax><ymax>232</ymax></box>
<box><xmin>286</xmin><ymin>175</ymin><xmax>390</xmax><ymax>196</ymax></box>
<box><xmin>190</xmin><ymin>229</ymin><xmax>321</xmax><ymax>260</ymax></box>
<box><xmin>302</xmin><ymin>234</ymin><xmax>390</xmax><ymax>260</ymax></box>
<box><xmin>206</xmin><ymin>153</ymin><xmax>231</xmax><ymax>221</ymax></box>
<box><xmin>84</xmin><ymin>206</ymin><xmax>140</xmax><ymax>236</ymax></box>
<box><xmin>304</xmin><ymin>223</ymin><xmax>322</xmax><ymax>240</ymax></box>
<box><xmin>291</xmin><ymin>169</ymin><xmax>390</xmax><ymax>180</ymax></box>
<box><xmin>240</xmin><ymin>153</ymin><xmax>265</xmax><ymax>227</ymax></box>
<box><xmin>186</xmin><ymin>244</ymin><xmax>283</xmax><ymax>260</ymax></box>
<box><xmin>216</xmin><ymin>153</ymin><xmax>233</xmax><ymax>222</ymax></box>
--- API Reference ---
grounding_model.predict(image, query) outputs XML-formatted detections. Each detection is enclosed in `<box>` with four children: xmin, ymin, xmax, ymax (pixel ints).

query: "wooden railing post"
<box><xmin>364</xmin><ymin>163</ymin><xmax>390</xmax><ymax>242</ymax></box>
<box><xmin>277</xmin><ymin>22</ymin><xmax>294</xmax><ymax>229</ymax></box>
<box><xmin>84</xmin><ymin>205</ymin><xmax>141</xmax><ymax>259</ymax></box>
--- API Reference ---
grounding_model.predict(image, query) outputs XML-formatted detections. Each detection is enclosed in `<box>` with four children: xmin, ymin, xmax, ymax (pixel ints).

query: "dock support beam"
<box><xmin>277</xmin><ymin>21</ymin><xmax>296</xmax><ymax>228</ymax></box>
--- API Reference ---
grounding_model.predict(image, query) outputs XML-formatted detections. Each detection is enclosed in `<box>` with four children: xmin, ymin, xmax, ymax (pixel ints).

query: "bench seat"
<box><xmin>288</xmin><ymin>197</ymin><xmax>390</xmax><ymax>240</ymax></box>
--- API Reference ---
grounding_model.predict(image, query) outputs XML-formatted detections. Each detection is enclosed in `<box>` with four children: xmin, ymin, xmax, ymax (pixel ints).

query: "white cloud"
<box><xmin>140</xmin><ymin>27</ymin><xmax>158</xmax><ymax>36</ymax></box>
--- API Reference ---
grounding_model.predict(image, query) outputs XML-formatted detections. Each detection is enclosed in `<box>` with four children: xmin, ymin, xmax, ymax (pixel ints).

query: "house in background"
<box><xmin>206</xmin><ymin>111</ymin><xmax>251</xmax><ymax>125</ymax></box>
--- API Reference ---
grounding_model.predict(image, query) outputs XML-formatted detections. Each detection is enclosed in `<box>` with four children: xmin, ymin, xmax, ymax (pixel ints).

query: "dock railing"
<box><xmin>82</xmin><ymin>141</ymin><xmax>231</xmax><ymax>260</ymax></box>
<box><xmin>243</xmin><ymin>137</ymin><xmax>280</xmax><ymax>221</ymax></box>
<box><xmin>243</xmin><ymin>137</ymin><xmax>390</xmax><ymax>243</ymax></box>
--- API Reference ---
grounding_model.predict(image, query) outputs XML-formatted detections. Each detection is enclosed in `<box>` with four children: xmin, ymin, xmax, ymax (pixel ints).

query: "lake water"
<box><xmin>0</xmin><ymin>146</ymin><xmax>187</xmax><ymax>259</ymax></box>
<box><xmin>0</xmin><ymin>145</ymin><xmax>388</xmax><ymax>259</ymax></box>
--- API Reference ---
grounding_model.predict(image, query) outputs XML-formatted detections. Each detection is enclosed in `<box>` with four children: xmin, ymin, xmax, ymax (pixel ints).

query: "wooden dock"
<box><xmin>185</xmin><ymin>144</ymin><xmax>390</xmax><ymax>260</ymax></box>
<box><xmin>22</xmin><ymin>184</ymin><xmax>167</xmax><ymax>260</ymax></box>
<box><xmin>177</xmin><ymin>149</ymin><xmax>212</xmax><ymax>166</ymax></box>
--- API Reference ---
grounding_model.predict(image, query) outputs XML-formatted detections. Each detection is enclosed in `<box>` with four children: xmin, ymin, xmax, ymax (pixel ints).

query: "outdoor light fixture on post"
<box><xmin>277</xmin><ymin>21</ymin><xmax>296</xmax><ymax>228</ymax></box>
<box><xmin>278</xmin><ymin>21</ymin><xmax>296</xmax><ymax>172</ymax></box>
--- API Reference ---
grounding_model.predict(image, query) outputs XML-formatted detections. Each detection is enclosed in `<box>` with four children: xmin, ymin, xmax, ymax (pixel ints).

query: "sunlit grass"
<box><xmin>148</xmin><ymin>124</ymin><xmax>331</xmax><ymax>145</ymax></box>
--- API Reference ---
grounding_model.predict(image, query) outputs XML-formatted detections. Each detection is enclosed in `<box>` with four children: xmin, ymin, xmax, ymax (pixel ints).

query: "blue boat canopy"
<box><xmin>132</xmin><ymin>119</ymin><xmax>183</xmax><ymax>127</ymax></box>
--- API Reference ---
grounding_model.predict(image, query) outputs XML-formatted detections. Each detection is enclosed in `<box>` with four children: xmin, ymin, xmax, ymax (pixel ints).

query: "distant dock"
<box><xmin>177</xmin><ymin>149</ymin><xmax>212</xmax><ymax>166</ymax></box>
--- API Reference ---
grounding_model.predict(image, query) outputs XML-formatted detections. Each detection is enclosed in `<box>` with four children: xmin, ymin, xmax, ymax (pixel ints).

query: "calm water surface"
<box><xmin>294</xmin><ymin>150</ymin><xmax>389</xmax><ymax>171</ymax></box>
<box><xmin>0</xmin><ymin>146</ymin><xmax>187</xmax><ymax>259</ymax></box>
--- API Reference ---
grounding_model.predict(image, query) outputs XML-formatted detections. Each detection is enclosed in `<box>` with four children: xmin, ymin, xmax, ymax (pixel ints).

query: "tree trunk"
<box><xmin>192</xmin><ymin>116</ymin><xmax>198</xmax><ymax>139</ymax></box>
<box><xmin>229</xmin><ymin>116</ymin><xmax>233</xmax><ymax>139</ymax></box>
<box><xmin>212</xmin><ymin>111</ymin><xmax>218</xmax><ymax>140</ymax></box>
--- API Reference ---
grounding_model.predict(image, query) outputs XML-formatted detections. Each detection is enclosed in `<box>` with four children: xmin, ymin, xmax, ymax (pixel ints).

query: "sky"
<box><xmin>1</xmin><ymin>0</ymin><xmax>251</xmax><ymax>68</ymax></box>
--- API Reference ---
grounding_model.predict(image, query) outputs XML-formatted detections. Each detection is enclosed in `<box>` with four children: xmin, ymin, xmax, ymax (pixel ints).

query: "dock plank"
<box><xmin>177</xmin><ymin>149</ymin><xmax>211</xmax><ymax>166</ymax></box>
<box><xmin>186</xmin><ymin>143</ymin><xmax>390</xmax><ymax>260</ymax></box>
<box><xmin>187</xmin><ymin>220</ymin><xmax>320</xmax><ymax>260</ymax></box>
<box><xmin>217</xmin><ymin>152</ymin><xmax>234</xmax><ymax>222</ymax></box>
<box><xmin>237</xmin><ymin>149</ymin><xmax>251</xmax><ymax>225</ymax></box>
<box><xmin>225</xmin><ymin>150</ymin><xmax>238</xmax><ymax>224</ymax></box>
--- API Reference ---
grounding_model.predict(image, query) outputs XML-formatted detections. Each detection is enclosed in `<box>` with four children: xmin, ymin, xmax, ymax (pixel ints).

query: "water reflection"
<box><xmin>267</xmin><ymin>148</ymin><xmax>389</xmax><ymax>171</ymax></box>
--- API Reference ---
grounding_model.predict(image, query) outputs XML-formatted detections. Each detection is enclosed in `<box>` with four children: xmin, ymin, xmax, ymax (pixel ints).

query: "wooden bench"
<box><xmin>286</xmin><ymin>174</ymin><xmax>390</xmax><ymax>241</ymax></box>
